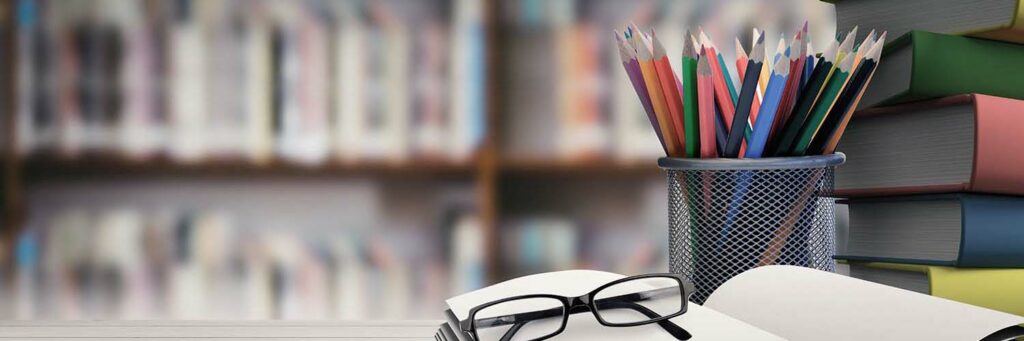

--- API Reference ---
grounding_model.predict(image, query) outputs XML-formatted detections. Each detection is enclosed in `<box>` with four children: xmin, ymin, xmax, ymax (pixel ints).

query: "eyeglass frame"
<box><xmin>459</xmin><ymin>273</ymin><xmax>696</xmax><ymax>341</ymax></box>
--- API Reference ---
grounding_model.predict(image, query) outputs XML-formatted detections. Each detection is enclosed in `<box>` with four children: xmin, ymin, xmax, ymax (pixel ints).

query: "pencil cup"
<box><xmin>660</xmin><ymin>153</ymin><xmax>845</xmax><ymax>303</ymax></box>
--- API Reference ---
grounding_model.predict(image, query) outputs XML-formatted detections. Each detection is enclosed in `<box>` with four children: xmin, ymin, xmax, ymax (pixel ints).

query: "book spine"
<box><xmin>968</xmin><ymin>95</ymin><xmax>1024</xmax><ymax>195</ymax></box>
<box><xmin>957</xmin><ymin>195</ymin><xmax>1024</xmax><ymax>267</ymax></box>
<box><xmin>908</xmin><ymin>32</ymin><xmax>1024</xmax><ymax>105</ymax></box>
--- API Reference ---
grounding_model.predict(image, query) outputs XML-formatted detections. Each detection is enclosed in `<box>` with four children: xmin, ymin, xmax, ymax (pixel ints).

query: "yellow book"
<box><xmin>846</xmin><ymin>261</ymin><xmax>1024</xmax><ymax>317</ymax></box>
<box><xmin>831</xmin><ymin>0</ymin><xmax>1024</xmax><ymax>44</ymax></box>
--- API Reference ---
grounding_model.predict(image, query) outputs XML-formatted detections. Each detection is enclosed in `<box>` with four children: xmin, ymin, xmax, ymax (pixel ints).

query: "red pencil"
<box><xmin>697</xmin><ymin>50</ymin><xmax>717</xmax><ymax>158</ymax></box>
<box><xmin>700</xmin><ymin>31</ymin><xmax>736</xmax><ymax>132</ymax></box>
<box><xmin>652</xmin><ymin>31</ymin><xmax>687</xmax><ymax>153</ymax></box>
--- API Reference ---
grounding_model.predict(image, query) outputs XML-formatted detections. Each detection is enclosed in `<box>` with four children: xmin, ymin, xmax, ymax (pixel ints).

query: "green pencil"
<box><xmin>717</xmin><ymin>53</ymin><xmax>739</xmax><ymax>104</ymax></box>
<box><xmin>681</xmin><ymin>31</ymin><xmax>699</xmax><ymax>158</ymax></box>
<box><xmin>790</xmin><ymin>51</ymin><xmax>854</xmax><ymax>155</ymax></box>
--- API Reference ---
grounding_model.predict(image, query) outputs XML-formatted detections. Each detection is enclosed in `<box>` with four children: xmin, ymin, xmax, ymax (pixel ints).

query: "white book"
<box><xmin>168</xmin><ymin>6</ymin><xmax>207</xmax><ymax>162</ymax></box>
<box><xmin>201</xmin><ymin>0</ymin><xmax>248</xmax><ymax>159</ymax></box>
<box><xmin>446</xmin><ymin>267</ymin><xmax>1024</xmax><ymax>340</ymax></box>
<box><xmin>333</xmin><ymin>10</ymin><xmax>366</xmax><ymax>162</ymax></box>
<box><xmin>243</xmin><ymin>6</ymin><xmax>274</xmax><ymax>164</ymax></box>
<box><xmin>116</xmin><ymin>1</ymin><xmax>162</xmax><ymax>159</ymax></box>
<box><xmin>331</xmin><ymin>236</ymin><xmax>368</xmax><ymax>320</ymax></box>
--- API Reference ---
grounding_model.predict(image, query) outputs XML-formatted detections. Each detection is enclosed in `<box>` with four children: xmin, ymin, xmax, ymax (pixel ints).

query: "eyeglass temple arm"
<box><xmin>473</xmin><ymin>286</ymin><xmax>684</xmax><ymax>328</ymax></box>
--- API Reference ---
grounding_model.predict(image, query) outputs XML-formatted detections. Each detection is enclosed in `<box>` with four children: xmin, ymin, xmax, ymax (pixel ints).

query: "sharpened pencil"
<box><xmin>681</xmin><ymin>31</ymin><xmax>700</xmax><ymax>158</ymax></box>
<box><xmin>791</xmin><ymin>45</ymin><xmax>855</xmax><ymax>155</ymax></box>
<box><xmin>652</xmin><ymin>31</ymin><xmax>688</xmax><ymax>155</ymax></box>
<box><xmin>615</xmin><ymin>32</ymin><xmax>667</xmax><ymax>154</ymax></box>
<box><xmin>774</xmin><ymin>31</ymin><xmax>805</xmax><ymax>139</ymax></box>
<box><xmin>700</xmin><ymin>31</ymin><xmax>738</xmax><ymax>134</ymax></box>
<box><xmin>770</xmin><ymin>40</ymin><xmax>837</xmax><ymax>156</ymax></box>
<box><xmin>635</xmin><ymin>30</ymin><xmax>683</xmax><ymax>157</ymax></box>
<box><xmin>745</xmin><ymin>56</ymin><xmax>790</xmax><ymax>158</ymax></box>
<box><xmin>725</xmin><ymin>34</ymin><xmax>765</xmax><ymax>158</ymax></box>
<box><xmin>817</xmin><ymin>33</ymin><xmax>885</xmax><ymax>155</ymax></box>
<box><xmin>696</xmin><ymin>51</ymin><xmax>717</xmax><ymax>158</ymax></box>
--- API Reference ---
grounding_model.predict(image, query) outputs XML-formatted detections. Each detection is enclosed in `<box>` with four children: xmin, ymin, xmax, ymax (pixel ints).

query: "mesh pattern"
<box><xmin>666</xmin><ymin>165</ymin><xmax>837</xmax><ymax>303</ymax></box>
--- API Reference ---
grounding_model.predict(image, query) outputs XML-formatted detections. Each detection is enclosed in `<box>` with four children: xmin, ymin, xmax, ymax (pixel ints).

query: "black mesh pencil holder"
<box><xmin>659</xmin><ymin>153</ymin><xmax>845</xmax><ymax>303</ymax></box>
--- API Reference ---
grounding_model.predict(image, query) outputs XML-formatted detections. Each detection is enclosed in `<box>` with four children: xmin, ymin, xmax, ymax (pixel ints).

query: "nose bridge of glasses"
<box><xmin>568</xmin><ymin>296</ymin><xmax>592</xmax><ymax>313</ymax></box>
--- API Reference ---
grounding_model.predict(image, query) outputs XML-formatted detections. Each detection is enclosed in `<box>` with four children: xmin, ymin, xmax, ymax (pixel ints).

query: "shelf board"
<box><xmin>20</xmin><ymin>153</ymin><xmax>478</xmax><ymax>179</ymax></box>
<box><xmin>500</xmin><ymin>157</ymin><xmax>662</xmax><ymax>176</ymax></box>
<box><xmin>19</xmin><ymin>153</ymin><xmax>666</xmax><ymax>180</ymax></box>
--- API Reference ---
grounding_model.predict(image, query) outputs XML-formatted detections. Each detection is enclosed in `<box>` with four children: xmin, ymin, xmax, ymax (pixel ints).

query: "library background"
<box><xmin>0</xmin><ymin>0</ymin><xmax>834</xmax><ymax>320</ymax></box>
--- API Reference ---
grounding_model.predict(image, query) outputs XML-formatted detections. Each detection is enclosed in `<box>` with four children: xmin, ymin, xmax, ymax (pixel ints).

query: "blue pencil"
<box><xmin>745</xmin><ymin>57</ymin><xmax>790</xmax><ymax>158</ymax></box>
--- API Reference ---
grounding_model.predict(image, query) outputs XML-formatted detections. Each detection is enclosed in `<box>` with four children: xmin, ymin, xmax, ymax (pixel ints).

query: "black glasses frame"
<box><xmin>459</xmin><ymin>273</ymin><xmax>696</xmax><ymax>341</ymax></box>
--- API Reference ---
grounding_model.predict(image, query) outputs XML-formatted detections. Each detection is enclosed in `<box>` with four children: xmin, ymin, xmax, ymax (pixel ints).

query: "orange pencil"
<box><xmin>634</xmin><ymin>31</ymin><xmax>682</xmax><ymax>156</ymax></box>
<box><xmin>696</xmin><ymin>50</ymin><xmax>717</xmax><ymax>158</ymax></box>
<box><xmin>652</xmin><ymin>32</ymin><xmax>687</xmax><ymax>154</ymax></box>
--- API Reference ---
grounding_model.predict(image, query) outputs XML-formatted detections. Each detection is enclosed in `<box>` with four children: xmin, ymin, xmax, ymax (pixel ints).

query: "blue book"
<box><xmin>836</xmin><ymin>194</ymin><xmax>1024</xmax><ymax>267</ymax></box>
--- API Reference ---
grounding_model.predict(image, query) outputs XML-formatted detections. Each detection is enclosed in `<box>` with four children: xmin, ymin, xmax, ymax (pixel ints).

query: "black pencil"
<box><xmin>767</xmin><ymin>40</ymin><xmax>837</xmax><ymax>156</ymax></box>
<box><xmin>724</xmin><ymin>33</ymin><xmax>765</xmax><ymax>158</ymax></box>
<box><xmin>807</xmin><ymin>34</ymin><xmax>884</xmax><ymax>155</ymax></box>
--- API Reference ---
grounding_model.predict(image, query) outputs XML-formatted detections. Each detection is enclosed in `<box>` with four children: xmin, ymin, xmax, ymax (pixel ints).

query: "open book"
<box><xmin>436</xmin><ymin>266</ymin><xmax>1024</xmax><ymax>340</ymax></box>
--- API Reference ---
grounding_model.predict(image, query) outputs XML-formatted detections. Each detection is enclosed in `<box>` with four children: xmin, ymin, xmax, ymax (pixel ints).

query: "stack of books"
<box><xmin>829</xmin><ymin>0</ymin><xmax>1024</xmax><ymax>317</ymax></box>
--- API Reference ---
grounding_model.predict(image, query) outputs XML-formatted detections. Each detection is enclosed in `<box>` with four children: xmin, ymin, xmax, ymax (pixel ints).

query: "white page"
<box><xmin>446</xmin><ymin>270</ymin><xmax>782</xmax><ymax>340</ymax></box>
<box><xmin>705</xmin><ymin>265</ymin><xmax>1024</xmax><ymax>341</ymax></box>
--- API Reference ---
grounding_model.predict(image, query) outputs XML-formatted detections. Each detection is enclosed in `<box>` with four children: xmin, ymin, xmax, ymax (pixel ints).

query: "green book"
<box><xmin>859</xmin><ymin>30</ymin><xmax>1024</xmax><ymax>108</ymax></box>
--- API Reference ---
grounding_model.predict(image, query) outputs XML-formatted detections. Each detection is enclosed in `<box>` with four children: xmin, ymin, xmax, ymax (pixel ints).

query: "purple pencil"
<box><xmin>616</xmin><ymin>31</ymin><xmax>667</xmax><ymax>153</ymax></box>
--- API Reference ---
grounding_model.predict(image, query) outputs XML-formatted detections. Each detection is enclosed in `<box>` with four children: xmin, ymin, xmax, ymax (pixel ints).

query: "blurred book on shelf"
<box><xmin>0</xmin><ymin>189</ymin><xmax>483</xmax><ymax>320</ymax></box>
<box><xmin>13</xmin><ymin>0</ymin><xmax>486</xmax><ymax>165</ymax></box>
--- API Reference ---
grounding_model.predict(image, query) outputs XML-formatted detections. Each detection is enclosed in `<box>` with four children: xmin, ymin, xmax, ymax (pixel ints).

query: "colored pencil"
<box><xmin>769</xmin><ymin>40</ymin><xmax>837</xmax><ymax>156</ymax></box>
<box><xmin>773</xmin><ymin>31</ymin><xmax>805</xmax><ymax>141</ymax></box>
<box><xmin>790</xmin><ymin>46</ymin><xmax>855</xmax><ymax>155</ymax></box>
<box><xmin>681</xmin><ymin>32</ymin><xmax>700</xmax><ymax>158</ymax></box>
<box><xmin>614</xmin><ymin>33</ymin><xmax>666</xmax><ymax>154</ymax></box>
<box><xmin>803</xmin><ymin>42</ymin><xmax>814</xmax><ymax>89</ymax></box>
<box><xmin>718</xmin><ymin>53</ymin><xmax>739</xmax><ymax>104</ymax></box>
<box><xmin>634</xmin><ymin>32</ymin><xmax>682</xmax><ymax>157</ymax></box>
<box><xmin>724</xmin><ymin>34</ymin><xmax>765</xmax><ymax>158</ymax></box>
<box><xmin>700</xmin><ymin>31</ymin><xmax>737</xmax><ymax>133</ymax></box>
<box><xmin>755</xmin><ymin>28</ymin><xmax>771</xmax><ymax>97</ymax></box>
<box><xmin>714</xmin><ymin>103</ymin><xmax>728</xmax><ymax>157</ymax></box>
<box><xmin>652</xmin><ymin>31</ymin><xmax>688</xmax><ymax>155</ymax></box>
<box><xmin>744</xmin><ymin>57</ymin><xmax>790</xmax><ymax>158</ymax></box>
<box><xmin>735</xmin><ymin>38</ymin><xmax>748</xmax><ymax>80</ymax></box>
<box><xmin>852</xmin><ymin>29</ymin><xmax>876</xmax><ymax>71</ymax></box>
<box><xmin>834</xmin><ymin>26</ymin><xmax>858</xmax><ymax>65</ymax></box>
<box><xmin>696</xmin><ymin>51</ymin><xmax>717</xmax><ymax>158</ymax></box>
<box><xmin>814</xmin><ymin>33</ymin><xmax>885</xmax><ymax>155</ymax></box>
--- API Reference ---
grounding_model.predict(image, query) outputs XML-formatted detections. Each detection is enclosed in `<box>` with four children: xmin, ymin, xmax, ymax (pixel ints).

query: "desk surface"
<box><xmin>0</xmin><ymin>320</ymin><xmax>442</xmax><ymax>340</ymax></box>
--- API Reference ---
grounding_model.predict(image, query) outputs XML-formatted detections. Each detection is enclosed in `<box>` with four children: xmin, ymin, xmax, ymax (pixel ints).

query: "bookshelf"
<box><xmin>6</xmin><ymin>0</ymin><xmax>844</xmax><ymax>320</ymax></box>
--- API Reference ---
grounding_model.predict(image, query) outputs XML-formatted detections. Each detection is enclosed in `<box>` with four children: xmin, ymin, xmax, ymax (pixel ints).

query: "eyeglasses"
<box><xmin>459</xmin><ymin>273</ymin><xmax>694</xmax><ymax>341</ymax></box>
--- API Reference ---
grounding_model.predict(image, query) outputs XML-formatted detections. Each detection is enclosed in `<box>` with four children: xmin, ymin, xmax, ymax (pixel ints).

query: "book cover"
<box><xmin>847</xmin><ymin>261</ymin><xmax>1024</xmax><ymax>317</ymax></box>
<box><xmin>836</xmin><ymin>194</ymin><xmax>1024</xmax><ymax>268</ymax></box>
<box><xmin>836</xmin><ymin>94</ymin><xmax>1024</xmax><ymax>197</ymax></box>
<box><xmin>859</xmin><ymin>31</ymin><xmax>1024</xmax><ymax>108</ymax></box>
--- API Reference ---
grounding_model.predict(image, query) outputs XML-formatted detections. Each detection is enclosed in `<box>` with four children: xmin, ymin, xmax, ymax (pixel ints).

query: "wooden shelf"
<box><xmin>20</xmin><ymin>153</ymin><xmax>479</xmax><ymax>179</ymax></box>
<box><xmin>500</xmin><ymin>157</ymin><xmax>662</xmax><ymax>176</ymax></box>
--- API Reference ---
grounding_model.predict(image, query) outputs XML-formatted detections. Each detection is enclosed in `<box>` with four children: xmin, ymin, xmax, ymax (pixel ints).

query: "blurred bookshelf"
<box><xmin>0</xmin><ymin>0</ymin><xmax>834</xmax><ymax>320</ymax></box>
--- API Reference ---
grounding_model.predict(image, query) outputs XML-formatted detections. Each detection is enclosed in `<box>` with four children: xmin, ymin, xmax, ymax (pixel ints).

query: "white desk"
<box><xmin>0</xmin><ymin>320</ymin><xmax>442</xmax><ymax>340</ymax></box>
